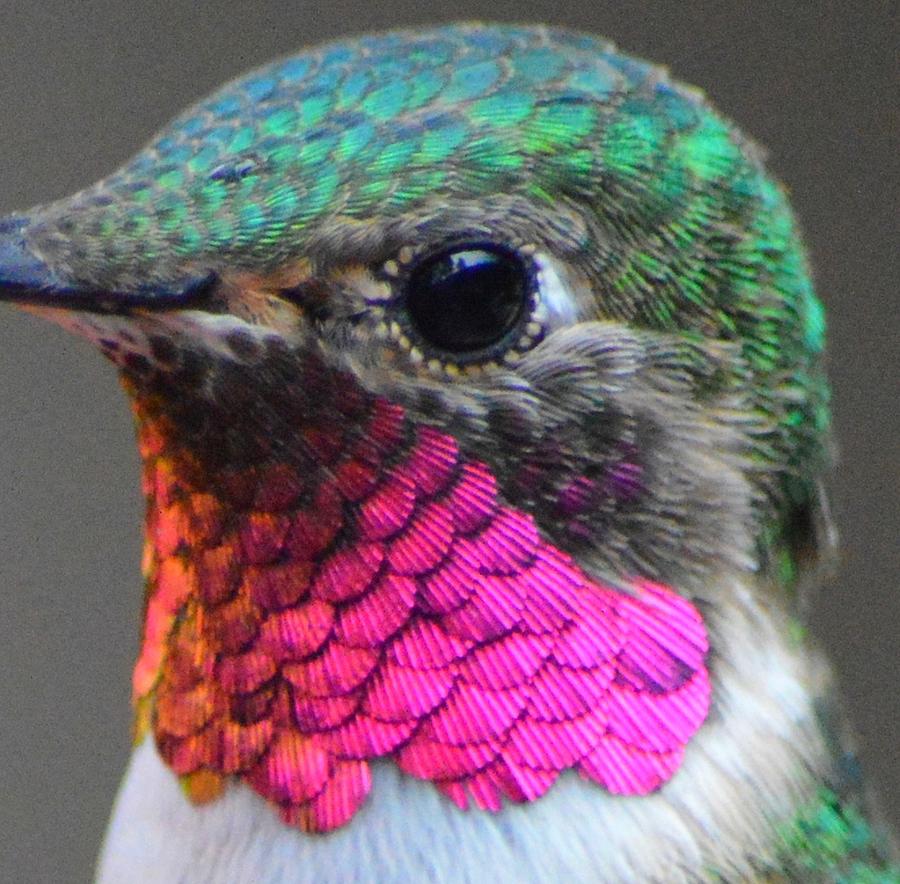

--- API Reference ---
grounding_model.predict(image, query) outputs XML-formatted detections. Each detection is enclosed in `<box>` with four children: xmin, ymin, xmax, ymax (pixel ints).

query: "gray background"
<box><xmin>0</xmin><ymin>2</ymin><xmax>896</xmax><ymax>881</ymax></box>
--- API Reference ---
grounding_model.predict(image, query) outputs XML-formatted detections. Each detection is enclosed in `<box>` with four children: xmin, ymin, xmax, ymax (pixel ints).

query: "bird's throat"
<box><xmin>125</xmin><ymin>365</ymin><xmax>711</xmax><ymax>833</ymax></box>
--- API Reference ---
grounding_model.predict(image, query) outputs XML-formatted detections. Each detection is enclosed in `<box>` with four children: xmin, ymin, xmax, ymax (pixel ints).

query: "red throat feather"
<box><xmin>131</xmin><ymin>387</ymin><xmax>710</xmax><ymax>833</ymax></box>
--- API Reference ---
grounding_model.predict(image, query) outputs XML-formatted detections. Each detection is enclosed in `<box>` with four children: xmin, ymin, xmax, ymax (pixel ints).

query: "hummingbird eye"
<box><xmin>400</xmin><ymin>243</ymin><xmax>535</xmax><ymax>359</ymax></box>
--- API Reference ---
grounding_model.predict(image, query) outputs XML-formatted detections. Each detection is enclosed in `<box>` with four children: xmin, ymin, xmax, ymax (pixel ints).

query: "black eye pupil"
<box><xmin>404</xmin><ymin>245</ymin><xmax>528</xmax><ymax>354</ymax></box>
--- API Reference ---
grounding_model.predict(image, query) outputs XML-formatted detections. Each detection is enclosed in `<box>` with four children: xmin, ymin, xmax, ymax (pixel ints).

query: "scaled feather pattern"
<box><xmin>6</xmin><ymin>18</ymin><xmax>899</xmax><ymax>882</ymax></box>
<box><xmin>135</xmin><ymin>385</ymin><xmax>709</xmax><ymax>832</ymax></box>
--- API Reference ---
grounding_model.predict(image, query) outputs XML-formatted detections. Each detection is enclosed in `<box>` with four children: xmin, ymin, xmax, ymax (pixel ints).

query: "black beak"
<box><xmin>0</xmin><ymin>215</ymin><xmax>78</xmax><ymax>303</ymax></box>
<box><xmin>0</xmin><ymin>214</ymin><xmax>216</xmax><ymax>310</ymax></box>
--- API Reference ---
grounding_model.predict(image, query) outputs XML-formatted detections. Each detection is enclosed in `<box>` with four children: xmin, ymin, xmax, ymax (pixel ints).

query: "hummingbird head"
<box><xmin>0</xmin><ymin>24</ymin><xmax>830</xmax><ymax>830</ymax></box>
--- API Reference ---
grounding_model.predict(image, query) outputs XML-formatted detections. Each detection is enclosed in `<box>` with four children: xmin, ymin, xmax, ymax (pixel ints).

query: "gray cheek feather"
<box><xmin>348</xmin><ymin>319</ymin><xmax>763</xmax><ymax>594</ymax></box>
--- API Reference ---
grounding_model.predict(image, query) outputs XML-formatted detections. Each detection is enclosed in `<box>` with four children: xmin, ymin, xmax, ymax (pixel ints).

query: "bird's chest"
<box><xmin>97</xmin><ymin>737</ymin><xmax>675</xmax><ymax>883</ymax></box>
<box><xmin>98</xmin><ymin>581</ymin><xmax>828</xmax><ymax>884</ymax></box>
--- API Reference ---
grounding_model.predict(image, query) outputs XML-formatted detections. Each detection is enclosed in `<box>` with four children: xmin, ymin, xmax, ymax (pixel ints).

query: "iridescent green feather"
<box><xmin>774</xmin><ymin>790</ymin><xmax>900</xmax><ymax>882</ymax></box>
<box><xmin>21</xmin><ymin>22</ymin><xmax>828</xmax><ymax>554</ymax></box>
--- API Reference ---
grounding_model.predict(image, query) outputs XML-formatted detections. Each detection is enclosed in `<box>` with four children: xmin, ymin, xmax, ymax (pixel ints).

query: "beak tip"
<box><xmin>0</xmin><ymin>214</ymin><xmax>68</xmax><ymax>299</ymax></box>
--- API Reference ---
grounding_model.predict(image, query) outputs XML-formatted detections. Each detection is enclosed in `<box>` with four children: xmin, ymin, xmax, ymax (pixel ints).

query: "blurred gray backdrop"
<box><xmin>0</xmin><ymin>2</ymin><xmax>896</xmax><ymax>881</ymax></box>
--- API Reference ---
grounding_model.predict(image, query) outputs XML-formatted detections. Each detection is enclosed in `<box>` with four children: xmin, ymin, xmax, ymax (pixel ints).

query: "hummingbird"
<box><xmin>0</xmin><ymin>22</ymin><xmax>896</xmax><ymax>884</ymax></box>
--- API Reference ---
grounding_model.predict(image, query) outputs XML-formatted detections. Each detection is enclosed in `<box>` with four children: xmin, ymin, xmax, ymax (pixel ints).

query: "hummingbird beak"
<box><xmin>0</xmin><ymin>215</ymin><xmax>77</xmax><ymax>305</ymax></box>
<box><xmin>0</xmin><ymin>213</ymin><xmax>216</xmax><ymax>312</ymax></box>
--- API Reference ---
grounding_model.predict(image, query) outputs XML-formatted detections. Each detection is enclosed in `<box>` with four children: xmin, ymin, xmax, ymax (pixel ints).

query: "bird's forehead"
<box><xmin>24</xmin><ymin>24</ymin><xmax>704</xmax><ymax>289</ymax></box>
